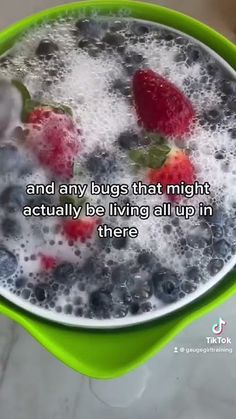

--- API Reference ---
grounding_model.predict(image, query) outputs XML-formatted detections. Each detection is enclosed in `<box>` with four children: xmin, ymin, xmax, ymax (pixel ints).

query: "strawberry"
<box><xmin>63</xmin><ymin>218</ymin><xmax>99</xmax><ymax>243</ymax></box>
<box><xmin>148</xmin><ymin>148</ymin><xmax>195</xmax><ymax>198</ymax></box>
<box><xmin>26</xmin><ymin>110</ymin><xmax>80</xmax><ymax>179</ymax></box>
<box><xmin>133</xmin><ymin>69</ymin><xmax>195</xmax><ymax>139</ymax></box>
<box><xmin>26</xmin><ymin>107</ymin><xmax>52</xmax><ymax>125</ymax></box>
<box><xmin>40</xmin><ymin>254</ymin><xmax>57</xmax><ymax>271</ymax></box>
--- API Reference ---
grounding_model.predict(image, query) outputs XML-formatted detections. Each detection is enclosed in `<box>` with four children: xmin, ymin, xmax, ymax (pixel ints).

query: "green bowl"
<box><xmin>0</xmin><ymin>0</ymin><xmax>235</xmax><ymax>379</ymax></box>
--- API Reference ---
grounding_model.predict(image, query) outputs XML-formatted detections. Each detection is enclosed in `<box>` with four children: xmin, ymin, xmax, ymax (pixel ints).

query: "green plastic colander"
<box><xmin>0</xmin><ymin>0</ymin><xmax>235</xmax><ymax>379</ymax></box>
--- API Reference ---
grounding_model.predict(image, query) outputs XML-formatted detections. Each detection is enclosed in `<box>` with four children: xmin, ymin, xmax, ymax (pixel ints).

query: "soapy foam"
<box><xmin>0</xmin><ymin>16</ymin><xmax>235</xmax><ymax>320</ymax></box>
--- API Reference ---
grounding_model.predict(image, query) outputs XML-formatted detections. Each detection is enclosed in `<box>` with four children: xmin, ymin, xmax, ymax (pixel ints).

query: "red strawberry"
<box><xmin>26</xmin><ymin>110</ymin><xmax>80</xmax><ymax>179</ymax></box>
<box><xmin>26</xmin><ymin>107</ymin><xmax>52</xmax><ymax>125</ymax></box>
<box><xmin>40</xmin><ymin>254</ymin><xmax>57</xmax><ymax>271</ymax></box>
<box><xmin>63</xmin><ymin>218</ymin><xmax>98</xmax><ymax>243</ymax></box>
<box><xmin>133</xmin><ymin>69</ymin><xmax>195</xmax><ymax>139</ymax></box>
<box><xmin>148</xmin><ymin>148</ymin><xmax>195</xmax><ymax>198</ymax></box>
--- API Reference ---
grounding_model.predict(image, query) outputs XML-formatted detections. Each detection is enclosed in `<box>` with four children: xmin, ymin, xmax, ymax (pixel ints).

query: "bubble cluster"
<box><xmin>0</xmin><ymin>15</ymin><xmax>235</xmax><ymax>322</ymax></box>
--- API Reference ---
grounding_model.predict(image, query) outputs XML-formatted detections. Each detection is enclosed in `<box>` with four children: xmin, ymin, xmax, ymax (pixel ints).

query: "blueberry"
<box><xmin>211</xmin><ymin>225</ymin><xmax>224</xmax><ymax>239</ymax></box>
<box><xmin>75</xmin><ymin>18</ymin><xmax>101</xmax><ymax>38</ymax></box>
<box><xmin>112</xmin><ymin>303</ymin><xmax>128</xmax><ymax>318</ymax></box>
<box><xmin>112</xmin><ymin>78</ymin><xmax>131</xmax><ymax>98</ymax></box>
<box><xmin>207</xmin><ymin>258</ymin><xmax>224</xmax><ymax>276</ymax></box>
<box><xmin>35</xmin><ymin>283</ymin><xmax>52</xmax><ymax>302</ymax></box>
<box><xmin>89</xmin><ymin>289</ymin><xmax>113</xmax><ymax>319</ymax></box>
<box><xmin>0</xmin><ymin>185</ymin><xmax>28</xmax><ymax>213</ymax></box>
<box><xmin>53</xmin><ymin>262</ymin><xmax>76</xmax><ymax>284</ymax></box>
<box><xmin>0</xmin><ymin>247</ymin><xmax>17</xmax><ymax>280</ymax></box>
<box><xmin>181</xmin><ymin>280</ymin><xmax>197</xmax><ymax>294</ymax></box>
<box><xmin>207</xmin><ymin>62</ymin><xmax>221</xmax><ymax>78</ymax></box>
<box><xmin>74</xmin><ymin>306</ymin><xmax>84</xmax><ymax>317</ymax></box>
<box><xmin>214</xmin><ymin>150</ymin><xmax>225</xmax><ymax>160</ymax></box>
<box><xmin>131</xmin><ymin>23</ymin><xmax>150</xmax><ymax>36</ymax></box>
<box><xmin>213</xmin><ymin>239</ymin><xmax>231</xmax><ymax>258</ymax></box>
<box><xmin>102</xmin><ymin>32</ymin><xmax>125</xmax><ymax>47</ymax></box>
<box><xmin>203</xmin><ymin>206</ymin><xmax>225</xmax><ymax>226</ymax></box>
<box><xmin>186</xmin><ymin>266</ymin><xmax>202</xmax><ymax>283</ymax></box>
<box><xmin>187</xmin><ymin>222</ymin><xmax>212</xmax><ymax>249</ymax></box>
<box><xmin>85</xmin><ymin>148</ymin><xmax>117</xmax><ymax>181</ymax></box>
<box><xmin>152</xmin><ymin>269</ymin><xmax>180</xmax><ymax>303</ymax></box>
<box><xmin>220</xmin><ymin>79</ymin><xmax>236</xmax><ymax>96</ymax></box>
<box><xmin>36</xmin><ymin>39</ymin><xmax>59</xmax><ymax>60</ymax></box>
<box><xmin>186</xmin><ymin>44</ymin><xmax>205</xmax><ymax>64</ymax></box>
<box><xmin>1</xmin><ymin>217</ymin><xmax>21</xmax><ymax>238</ymax></box>
<box><xmin>203</xmin><ymin>108</ymin><xmax>223</xmax><ymax>128</ymax></box>
<box><xmin>163</xmin><ymin>224</ymin><xmax>172</xmax><ymax>234</ymax></box>
<box><xmin>123</xmin><ymin>51</ymin><xmax>145</xmax><ymax>75</ymax></box>
<box><xmin>110</xmin><ymin>20</ymin><xmax>127</xmax><ymax>32</ymax></box>
<box><xmin>0</xmin><ymin>145</ymin><xmax>19</xmax><ymax>173</ymax></box>
<box><xmin>137</xmin><ymin>250</ymin><xmax>159</xmax><ymax>273</ymax></box>
<box><xmin>15</xmin><ymin>276</ymin><xmax>27</xmax><ymax>289</ymax></box>
<box><xmin>112</xmin><ymin>236</ymin><xmax>128</xmax><ymax>250</ymax></box>
<box><xmin>64</xmin><ymin>304</ymin><xmax>73</xmax><ymax>315</ymax></box>
<box><xmin>117</xmin><ymin>130</ymin><xmax>149</xmax><ymax>150</ymax></box>
<box><xmin>78</xmin><ymin>38</ymin><xmax>105</xmax><ymax>57</ymax></box>
<box><xmin>21</xmin><ymin>288</ymin><xmax>31</xmax><ymax>300</ymax></box>
<box><xmin>130</xmin><ymin>302</ymin><xmax>140</xmax><ymax>315</ymax></box>
<box><xmin>139</xmin><ymin>301</ymin><xmax>152</xmax><ymax>313</ymax></box>
<box><xmin>228</xmin><ymin>98</ymin><xmax>236</xmax><ymax>112</ymax></box>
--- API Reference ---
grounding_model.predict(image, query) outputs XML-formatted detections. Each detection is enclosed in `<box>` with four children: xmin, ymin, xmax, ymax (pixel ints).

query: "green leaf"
<box><xmin>11</xmin><ymin>79</ymin><xmax>31</xmax><ymax>103</ymax></box>
<box><xmin>146</xmin><ymin>133</ymin><xmax>166</xmax><ymax>146</ymax></box>
<box><xmin>22</xmin><ymin>99</ymin><xmax>73</xmax><ymax>122</ymax></box>
<box><xmin>129</xmin><ymin>144</ymin><xmax>170</xmax><ymax>169</ymax></box>
<box><xmin>60</xmin><ymin>195</ymin><xmax>87</xmax><ymax>207</ymax></box>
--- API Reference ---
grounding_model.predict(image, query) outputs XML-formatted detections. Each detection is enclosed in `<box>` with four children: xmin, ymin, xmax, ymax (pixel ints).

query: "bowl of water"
<box><xmin>0</xmin><ymin>0</ymin><xmax>235</xmax><ymax>377</ymax></box>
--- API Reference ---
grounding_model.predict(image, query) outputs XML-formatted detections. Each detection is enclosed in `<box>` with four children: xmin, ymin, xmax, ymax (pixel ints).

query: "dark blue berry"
<box><xmin>112</xmin><ymin>303</ymin><xmax>128</xmax><ymax>318</ymax></box>
<box><xmin>203</xmin><ymin>108</ymin><xmax>223</xmax><ymax>128</ymax></box>
<box><xmin>35</xmin><ymin>283</ymin><xmax>52</xmax><ymax>302</ymax></box>
<box><xmin>85</xmin><ymin>148</ymin><xmax>117</xmax><ymax>181</ymax></box>
<box><xmin>207</xmin><ymin>258</ymin><xmax>224</xmax><ymax>276</ymax></box>
<box><xmin>186</xmin><ymin>266</ymin><xmax>202</xmax><ymax>283</ymax></box>
<box><xmin>117</xmin><ymin>130</ymin><xmax>149</xmax><ymax>149</ymax></box>
<box><xmin>131</xmin><ymin>23</ymin><xmax>150</xmax><ymax>36</ymax></box>
<box><xmin>220</xmin><ymin>79</ymin><xmax>236</xmax><ymax>96</ymax></box>
<box><xmin>15</xmin><ymin>276</ymin><xmax>27</xmax><ymax>289</ymax></box>
<box><xmin>36</xmin><ymin>39</ymin><xmax>59</xmax><ymax>60</ymax></box>
<box><xmin>112</xmin><ymin>236</ymin><xmax>128</xmax><ymax>250</ymax></box>
<box><xmin>112</xmin><ymin>78</ymin><xmax>131</xmax><ymax>97</ymax></box>
<box><xmin>152</xmin><ymin>269</ymin><xmax>180</xmax><ymax>303</ymax></box>
<box><xmin>0</xmin><ymin>185</ymin><xmax>28</xmax><ymax>213</ymax></box>
<box><xmin>213</xmin><ymin>239</ymin><xmax>231</xmax><ymax>258</ymax></box>
<box><xmin>1</xmin><ymin>218</ymin><xmax>21</xmax><ymax>238</ymax></box>
<box><xmin>111</xmin><ymin>263</ymin><xmax>128</xmax><ymax>285</ymax></box>
<box><xmin>74</xmin><ymin>306</ymin><xmax>84</xmax><ymax>317</ymax></box>
<box><xmin>0</xmin><ymin>247</ymin><xmax>17</xmax><ymax>280</ymax></box>
<box><xmin>102</xmin><ymin>32</ymin><xmax>125</xmax><ymax>47</ymax></box>
<box><xmin>78</xmin><ymin>38</ymin><xmax>105</xmax><ymax>57</ymax></box>
<box><xmin>0</xmin><ymin>145</ymin><xmax>20</xmax><ymax>174</ymax></box>
<box><xmin>75</xmin><ymin>18</ymin><xmax>101</xmax><ymax>38</ymax></box>
<box><xmin>211</xmin><ymin>225</ymin><xmax>224</xmax><ymax>238</ymax></box>
<box><xmin>21</xmin><ymin>288</ymin><xmax>31</xmax><ymax>300</ymax></box>
<box><xmin>64</xmin><ymin>304</ymin><xmax>73</xmax><ymax>315</ymax></box>
<box><xmin>89</xmin><ymin>289</ymin><xmax>113</xmax><ymax>319</ymax></box>
<box><xmin>53</xmin><ymin>262</ymin><xmax>76</xmax><ymax>284</ymax></box>
<box><xmin>129</xmin><ymin>302</ymin><xmax>140</xmax><ymax>315</ymax></box>
<box><xmin>181</xmin><ymin>280</ymin><xmax>197</xmax><ymax>294</ymax></box>
<box><xmin>186</xmin><ymin>44</ymin><xmax>205</xmax><ymax>64</ymax></box>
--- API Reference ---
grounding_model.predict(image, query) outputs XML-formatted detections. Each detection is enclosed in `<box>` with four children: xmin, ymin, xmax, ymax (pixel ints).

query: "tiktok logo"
<box><xmin>212</xmin><ymin>318</ymin><xmax>226</xmax><ymax>335</ymax></box>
